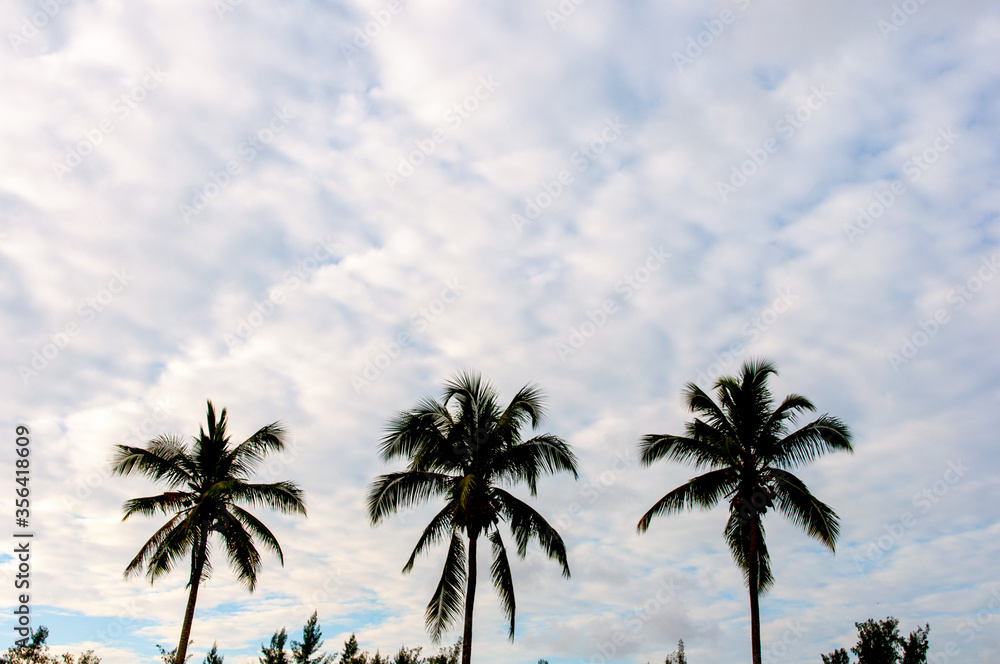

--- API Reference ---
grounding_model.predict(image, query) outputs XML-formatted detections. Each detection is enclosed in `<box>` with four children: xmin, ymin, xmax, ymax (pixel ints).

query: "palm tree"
<box><xmin>367</xmin><ymin>371</ymin><xmax>578</xmax><ymax>664</ymax></box>
<box><xmin>111</xmin><ymin>401</ymin><xmax>307</xmax><ymax>664</ymax></box>
<box><xmin>636</xmin><ymin>359</ymin><xmax>853</xmax><ymax>664</ymax></box>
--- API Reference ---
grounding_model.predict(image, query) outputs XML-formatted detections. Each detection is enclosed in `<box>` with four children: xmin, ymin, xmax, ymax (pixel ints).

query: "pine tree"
<box><xmin>664</xmin><ymin>639</ymin><xmax>687</xmax><ymax>664</ymax></box>
<box><xmin>203</xmin><ymin>644</ymin><xmax>224</xmax><ymax>664</ymax></box>
<box><xmin>260</xmin><ymin>629</ymin><xmax>290</xmax><ymax>664</ymax></box>
<box><xmin>292</xmin><ymin>612</ymin><xmax>334</xmax><ymax>664</ymax></box>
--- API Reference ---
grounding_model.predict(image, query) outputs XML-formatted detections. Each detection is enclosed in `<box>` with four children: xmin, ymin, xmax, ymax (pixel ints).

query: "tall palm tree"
<box><xmin>111</xmin><ymin>401</ymin><xmax>307</xmax><ymax>664</ymax></box>
<box><xmin>367</xmin><ymin>371</ymin><xmax>578</xmax><ymax>664</ymax></box>
<box><xmin>636</xmin><ymin>359</ymin><xmax>853</xmax><ymax>664</ymax></box>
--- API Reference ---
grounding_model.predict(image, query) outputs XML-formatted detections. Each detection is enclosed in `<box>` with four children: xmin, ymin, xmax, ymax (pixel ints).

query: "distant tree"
<box><xmin>0</xmin><ymin>627</ymin><xmax>101</xmax><ymax>664</ymax></box>
<box><xmin>901</xmin><ymin>625</ymin><xmax>930</xmax><ymax>664</ymax></box>
<box><xmin>822</xmin><ymin>618</ymin><xmax>929</xmax><ymax>664</ymax></box>
<box><xmin>390</xmin><ymin>647</ymin><xmax>422</xmax><ymax>664</ymax></box>
<box><xmin>664</xmin><ymin>639</ymin><xmax>687</xmax><ymax>664</ymax></box>
<box><xmin>339</xmin><ymin>635</ymin><xmax>364</xmax><ymax>664</ymax></box>
<box><xmin>821</xmin><ymin>648</ymin><xmax>850</xmax><ymax>664</ymax></box>
<box><xmin>423</xmin><ymin>640</ymin><xmax>461</xmax><ymax>664</ymax></box>
<box><xmin>260</xmin><ymin>629</ymin><xmax>289</xmax><ymax>664</ymax></box>
<box><xmin>853</xmin><ymin>617</ymin><xmax>903</xmax><ymax>664</ymax></box>
<box><xmin>157</xmin><ymin>644</ymin><xmax>190</xmax><ymax>664</ymax></box>
<box><xmin>203</xmin><ymin>644</ymin><xmax>224</xmax><ymax>664</ymax></box>
<box><xmin>291</xmin><ymin>613</ymin><xmax>334</xmax><ymax>664</ymax></box>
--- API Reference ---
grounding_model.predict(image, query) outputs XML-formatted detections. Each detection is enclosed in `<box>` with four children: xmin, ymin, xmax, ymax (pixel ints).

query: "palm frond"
<box><xmin>224</xmin><ymin>480</ymin><xmax>307</xmax><ymax>516</ymax></box>
<box><xmin>228</xmin><ymin>504</ymin><xmax>285</xmax><ymax>563</ymax></box>
<box><xmin>367</xmin><ymin>471</ymin><xmax>452</xmax><ymax>525</ymax></box>
<box><xmin>725</xmin><ymin>510</ymin><xmax>774</xmax><ymax>595</ymax></box>
<box><xmin>637</xmin><ymin>433</ymin><xmax>728</xmax><ymax>470</ymax></box>
<box><xmin>214</xmin><ymin>510</ymin><xmax>262</xmax><ymax>591</ymax></box>
<box><xmin>494</xmin><ymin>434</ymin><xmax>578</xmax><ymax>495</ymax></box>
<box><xmin>403</xmin><ymin>504</ymin><xmax>456</xmax><ymax>574</ymax></box>
<box><xmin>425</xmin><ymin>531</ymin><xmax>467</xmax><ymax>643</ymax></box>
<box><xmin>122</xmin><ymin>492</ymin><xmax>196</xmax><ymax>520</ymax></box>
<box><xmin>488</xmin><ymin>528</ymin><xmax>516</xmax><ymax>640</ymax></box>
<box><xmin>228</xmin><ymin>422</ymin><xmax>289</xmax><ymax>477</ymax></box>
<box><xmin>636</xmin><ymin>468</ymin><xmax>736</xmax><ymax>533</ymax></box>
<box><xmin>493</xmin><ymin>488</ymin><xmax>570</xmax><ymax>578</ymax></box>
<box><xmin>110</xmin><ymin>436</ymin><xmax>193</xmax><ymax>487</ymax></box>
<box><xmin>770</xmin><ymin>415</ymin><xmax>853</xmax><ymax>469</ymax></box>
<box><xmin>768</xmin><ymin>468</ymin><xmax>840</xmax><ymax>550</ymax></box>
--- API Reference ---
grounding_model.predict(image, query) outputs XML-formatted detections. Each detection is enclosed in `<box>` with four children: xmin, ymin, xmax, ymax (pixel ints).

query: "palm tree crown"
<box><xmin>636</xmin><ymin>358</ymin><xmax>853</xmax><ymax>664</ymax></box>
<box><xmin>111</xmin><ymin>401</ymin><xmax>307</xmax><ymax>664</ymax></box>
<box><xmin>367</xmin><ymin>371</ymin><xmax>578</xmax><ymax>664</ymax></box>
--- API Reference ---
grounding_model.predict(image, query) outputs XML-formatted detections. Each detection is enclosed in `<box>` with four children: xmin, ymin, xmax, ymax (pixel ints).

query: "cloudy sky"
<box><xmin>1</xmin><ymin>0</ymin><xmax>999</xmax><ymax>662</ymax></box>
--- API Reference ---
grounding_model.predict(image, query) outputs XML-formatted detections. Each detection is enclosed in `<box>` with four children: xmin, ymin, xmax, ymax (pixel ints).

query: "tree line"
<box><xmin>52</xmin><ymin>358</ymin><xmax>875</xmax><ymax>663</ymax></box>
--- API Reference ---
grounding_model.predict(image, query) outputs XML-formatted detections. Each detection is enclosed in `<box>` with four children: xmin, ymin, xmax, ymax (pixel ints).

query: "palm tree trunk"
<box><xmin>175</xmin><ymin>526</ymin><xmax>208</xmax><ymax>664</ymax></box>
<box><xmin>462</xmin><ymin>529</ymin><xmax>479</xmax><ymax>664</ymax></box>
<box><xmin>748</xmin><ymin>518</ymin><xmax>762</xmax><ymax>664</ymax></box>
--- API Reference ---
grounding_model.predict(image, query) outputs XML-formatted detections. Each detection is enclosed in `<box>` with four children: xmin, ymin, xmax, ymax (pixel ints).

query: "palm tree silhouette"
<box><xmin>636</xmin><ymin>359</ymin><xmax>852</xmax><ymax>664</ymax></box>
<box><xmin>112</xmin><ymin>401</ymin><xmax>307</xmax><ymax>664</ymax></box>
<box><xmin>367</xmin><ymin>371</ymin><xmax>578</xmax><ymax>664</ymax></box>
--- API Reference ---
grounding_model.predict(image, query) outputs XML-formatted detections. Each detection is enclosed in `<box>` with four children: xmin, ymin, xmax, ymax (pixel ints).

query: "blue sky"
<box><xmin>1</xmin><ymin>0</ymin><xmax>999</xmax><ymax>663</ymax></box>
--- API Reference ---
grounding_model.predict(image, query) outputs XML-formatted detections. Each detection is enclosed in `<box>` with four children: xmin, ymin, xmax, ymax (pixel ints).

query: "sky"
<box><xmin>1</xmin><ymin>0</ymin><xmax>999</xmax><ymax>663</ymax></box>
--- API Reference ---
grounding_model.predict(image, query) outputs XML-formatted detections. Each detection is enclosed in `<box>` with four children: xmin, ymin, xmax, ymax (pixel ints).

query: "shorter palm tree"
<box><xmin>636</xmin><ymin>359</ymin><xmax>853</xmax><ymax>664</ymax></box>
<box><xmin>112</xmin><ymin>401</ymin><xmax>307</xmax><ymax>664</ymax></box>
<box><xmin>367</xmin><ymin>371</ymin><xmax>578</xmax><ymax>664</ymax></box>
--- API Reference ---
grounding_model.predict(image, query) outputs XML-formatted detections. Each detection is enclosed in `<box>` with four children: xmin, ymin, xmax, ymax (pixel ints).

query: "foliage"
<box><xmin>336</xmin><ymin>635</ymin><xmax>460</xmax><ymax>664</ymax></box>
<box><xmin>112</xmin><ymin>401</ymin><xmax>307</xmax><ymax>664</ymax></box>
<box><xmin>664</xmin><ymin>639</ymin><xmax>688</xmax><ymax>664</ymax></box>
<box><xmin>292</xmin><ymin>612</ymin><xmax>334</xmax><ymax>664</ymax></box>
<box><xmin>822</xmin><ymin>649</ymin><xmax>850</xmax><ymax>664</ymax></box>
<box><xmin>367</xmin><ymin>370</ymin><xmax>578</xmax><ymax>662</ymax></box>
<box><xmin>637</xmin><ymin>359</ymin><xmax>853</xmax><ymax>664</ymax></box>
<box><xmin>0</xmin><ymin>627</ymin><xmax>100</xmax><ymax>664</ymax></box>
<box><xmin>259</xmin><ymin>629</ymin><xmax>289</xmax><ymax>664</ymax></box>
<box><xmin>821</xmin><ymin>618</ymin><xmax>930</xmax><ymax>664</ymax></box>
<box><xmin>156</xmin><ymin>644</ymin><xmax>190</xmax><ymax>664</ymax></box>
<box><xmin>203</xmin><ymin>644</ymin><xmax>224</xmax><ymax>664</ymax></box>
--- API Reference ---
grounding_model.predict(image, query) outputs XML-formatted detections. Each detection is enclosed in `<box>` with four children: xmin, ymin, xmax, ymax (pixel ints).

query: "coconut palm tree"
<box><xmin>636</xmin><ymin>359</ymin><xmax>853</xmax><ymax>664</ymax></box>
<box><xmin>367</xmin><ymin>371</ymin><xmax>578</xmax><ymax>664</ymax></box>
<box><xmin>111</xmin><ymin>401</ymin><xmax>307</xmax><ymax>664</ymax></box>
